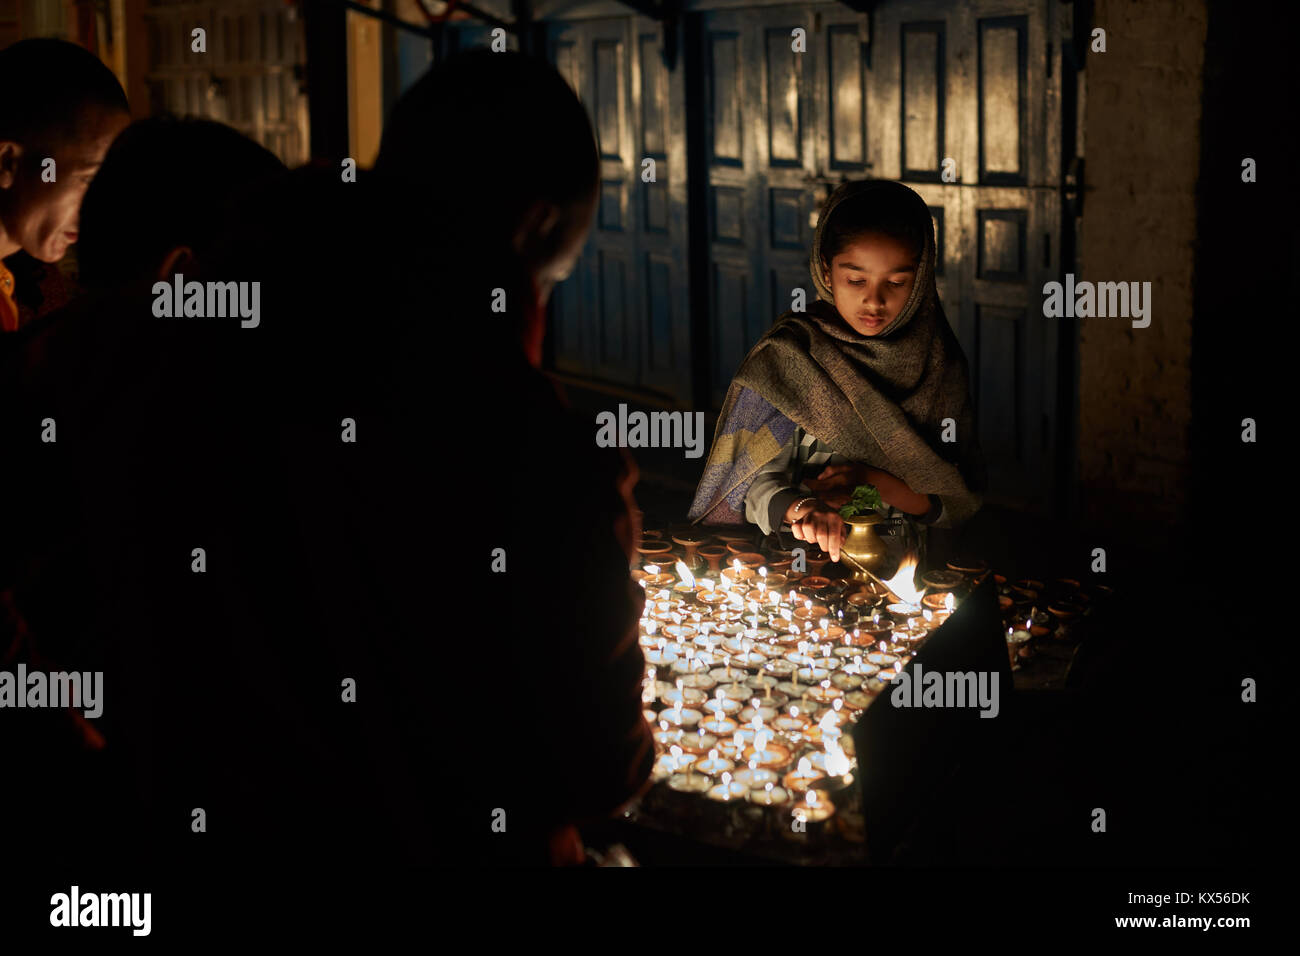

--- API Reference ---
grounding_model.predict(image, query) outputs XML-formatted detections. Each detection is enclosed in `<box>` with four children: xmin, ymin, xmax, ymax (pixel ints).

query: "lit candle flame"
<box><xmin>825</xmin><ymin>742</ymin><xmax>851</xmax><ymax>776</ymax></box>
<box><xmin>945</xmin><ymin>592</ymin><xmax>956</xmax><ymax>612</ymax></box>
<box><xmin>675</xmin><ymin>561</ymin><xmax>695</xmax><ymax>588</ymax></box>
<box><xmin>644</xmin><ymin>564</ymin><xmax>660</xmax><ymax>576</ymax></box>
<box><xmin>807</xmin><ymin>789</ymin><xmax>819</xmax><ymax>807</ymax></box>
<box><xmin>883</xmin><ymin>553</ymin><xmax>924</xmax><ymax>605</ymax></box>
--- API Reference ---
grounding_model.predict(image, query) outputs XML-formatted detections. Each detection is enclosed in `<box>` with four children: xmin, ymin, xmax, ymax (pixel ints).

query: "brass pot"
<box><xmin>841</xmin><ymin>513</ymin><xmax>887</xmax><ymax>581</ymax></box>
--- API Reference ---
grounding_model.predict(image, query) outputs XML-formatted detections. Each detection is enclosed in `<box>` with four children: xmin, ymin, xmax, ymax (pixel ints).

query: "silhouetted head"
<box><xmin>376</xmin><ymin>49</ymin><xmax>599</xmax><ymax>308</ymax></box>
<box><xmin>77</xmin><ymin>116</ymin><xmax>286</xmax><ymax>292</ymax></box>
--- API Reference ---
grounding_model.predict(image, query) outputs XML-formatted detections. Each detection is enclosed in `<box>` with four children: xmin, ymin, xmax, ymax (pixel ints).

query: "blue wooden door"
<box><xmin>547</xmin><ymin>16</ymin><xmax>693</xmax><ymax>402</ymax></box>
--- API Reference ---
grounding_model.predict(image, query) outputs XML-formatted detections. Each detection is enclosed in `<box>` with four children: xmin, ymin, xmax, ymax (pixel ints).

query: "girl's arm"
<box><xmin>863</xmin><ymin>466</ymin><xmax>934</xmax><ymax>516</ymax></box>
<box><xmin>810</xmin><ymin>463</ymin><xmax>936</xmax><ymax>516</ymax></box>
<box><xmin>744</xmin><ymin>431</ymin><xmax>805</xmax><ymax>535</ymax></box>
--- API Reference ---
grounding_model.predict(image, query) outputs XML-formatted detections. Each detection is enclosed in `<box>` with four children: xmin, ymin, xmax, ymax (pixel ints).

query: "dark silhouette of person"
<box><xmin>374</xmin><ymin>50</ymin><xmax>654</xmax><ymax>864</ymax></box>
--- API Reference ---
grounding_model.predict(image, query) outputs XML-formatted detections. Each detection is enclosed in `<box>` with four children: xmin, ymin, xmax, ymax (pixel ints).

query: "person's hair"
<box><xmin>0</xmin><ymin>38</ymin><xmax>128</xmax><ymax>149</ymax></box>
<box><xmin>77</xmin><ymin>116</ymin><xmax>286</xmax><ymax>290</ymax></box>
<box><xmin>375</xmin><ymin>49</ymin><xmax>599</xmax><ymax>264</ymax></box>
<box><xmin>820</xmin><ymin>186</ymin><xmax>928</xmax><ymax>271</ymax></box>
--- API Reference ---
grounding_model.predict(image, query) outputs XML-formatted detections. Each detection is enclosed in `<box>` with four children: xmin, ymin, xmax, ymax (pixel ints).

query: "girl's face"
<box><xmin>823</xmin><ymin>231</ymin><xmax>919</xmax><ymax>336</ymax></box>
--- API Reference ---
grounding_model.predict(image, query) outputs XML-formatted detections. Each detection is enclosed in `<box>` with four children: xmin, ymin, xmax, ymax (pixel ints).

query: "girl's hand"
<box><xmin>807</xmin><ymin>464</ymin><xmax>877</xmax><ymax>510</ymax></box>
<box><xmin>819</xmin><ymin>489</ymin><xmax>853</xmax><ymax>510</ymax></box>
<box><xmin>790</xmin><ymin>501</ymin><xmax>847</xmax><ymax>562</ymax></box>
<box><xmin>807</xmin><ymin>463</ymin><xmax>872</xmax><ymax>491</ymax></box>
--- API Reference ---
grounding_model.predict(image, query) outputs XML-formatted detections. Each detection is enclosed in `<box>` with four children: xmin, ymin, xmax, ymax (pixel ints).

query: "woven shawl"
<box><xmin>687</xmin><ymin>179</ymin><xmax>985</xmax><ymax>529</ymax></box>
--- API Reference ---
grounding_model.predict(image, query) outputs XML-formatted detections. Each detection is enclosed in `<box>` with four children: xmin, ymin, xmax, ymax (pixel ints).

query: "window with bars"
<box><xmin>143</xmin><ymin>0</ymin><xmax>309</xmax><ymax>167</ymax></box>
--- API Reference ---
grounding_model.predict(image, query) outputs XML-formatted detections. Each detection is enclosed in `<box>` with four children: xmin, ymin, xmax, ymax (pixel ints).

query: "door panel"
<box><xmin>700</xmin><ymin>5</ymin><xmax>829</xmax><ymax>407</ymax></box>
<box><xmin>544</xmin><ymin>17</ymin><xmax>693</xmax><ymax>401</ymax></box>
<box><xmin>872</xmin><ymin>0</ymin><xmax>1062</xmax><ymax>508</ymax></box>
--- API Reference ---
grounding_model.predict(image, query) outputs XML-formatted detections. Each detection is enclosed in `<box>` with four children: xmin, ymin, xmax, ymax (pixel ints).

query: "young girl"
<box><xmin>688</xmin><ymin>179</ymin><xmax>985</xmax><ymax>570</ymax></box>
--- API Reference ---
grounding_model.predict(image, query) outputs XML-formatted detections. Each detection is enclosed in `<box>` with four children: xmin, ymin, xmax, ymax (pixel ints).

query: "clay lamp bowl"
<box><xmin>921</xmin><ymin>570</ymin><xmax>965</xmax><ymax>593</ymax></box>
<box><xmin>862</xmin><ymin>579</ymin><xmax>893</xmax><ymax>599</ymax></box>
<box><xmin>697</xmin><ymin>544</ymin><xmax>729</xmax><ymax>573</ymax></box>
<box><xmin>847</xmin><ymin>590</ymin><xmax>885</xmax><ymax>611</ymax></box>
<box><xmin>715</xmin><ymin>532</ymin><xmax>754</xmax><ymax>552</ymax></box>
<box><xmin>997</xmin><ymin>594</ymin><xmax>1014</xmax><ymax>612</ymax></box>
<box><xmin>804</xmin><ymin>548</ymin><xmax>831</xmax><ymax>575</ymax></box>
<box><xmin>853</xmin><ymin>617</ymin><xmax>893</xmax><ymax>646</ymax></box>
<box><xmin>796</xmin><ymin>574</ymin><xmax>833</xmax><ymax>598</ymax></box>
<box><xmin>922</xmin><ymin>591</ymin><xmax>953</xmax><ymax>611</ymax></box>
<box><xmin>731</xmin><ymin>552</ymin><xmax>766</xmax><ymax>570</ymax></box>
<box><xmin>635</xmin><ymin>539</ymin><xmax>675</xmax><ymax>567</ymax></box>
<box><xmin>669</xmin><ymin>527</ymin><xmax>712</xmax><ymax>569</ymax></box>
<box><xmin>1047</xmin><ymin>600</ymin><xmax>1082</xmax><ymax>621</ymax></box>
<box><xmin>947</xmin><ymin>556</ymin><xmax>989</xmax><ymax>577</ymax></box>
<box><xmin>1044</xmin><ymin>579</ymin><xmax>1087</xmax><ymax>608</ymax></box>
<box><xmin>993</xmin><ymin>573</ymin><xmax>1007</xmax><ymax>586</ymax></box>
<box><xmin>1087</xmin><ymin>583</ymin><xmax>1115</xmax><ymax>602</ymax></box>
<box><xmin>640</xmin><ymin>528</ymin><xmax>665</xmax><ymax>539</ymax></box>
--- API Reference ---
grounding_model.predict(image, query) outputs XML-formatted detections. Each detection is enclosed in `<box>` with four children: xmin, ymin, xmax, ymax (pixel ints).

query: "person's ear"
<box><xmin>511</xmin><ymin>199</ymin><xmax>561</xmax><ymax>265</ymax></box>
<box><xmin>156</xmin><ymin>245</ymin><xmax>197</xmax><ymax>280</ymax></box>
<box><xmin>0</xmin><ymin>141</ymin><xmax>22</xmax><ymax>190</ymax></box>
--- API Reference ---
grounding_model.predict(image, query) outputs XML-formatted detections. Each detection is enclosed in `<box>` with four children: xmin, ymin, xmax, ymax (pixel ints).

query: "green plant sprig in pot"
<box><xmin>839</xmin><ymin>484</ymin><xmax>883</xmax><ymax>519</ymax></box>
